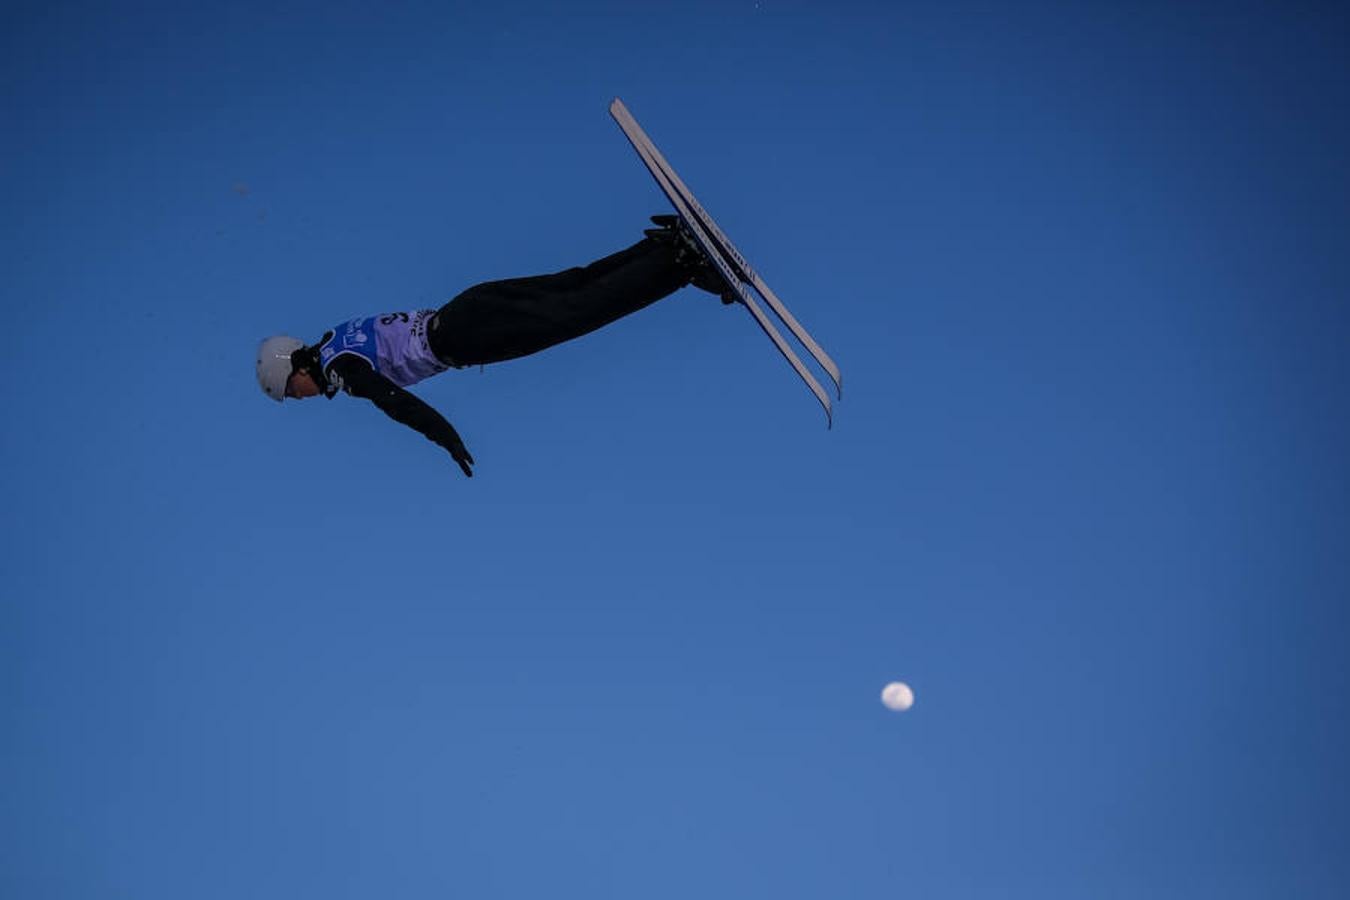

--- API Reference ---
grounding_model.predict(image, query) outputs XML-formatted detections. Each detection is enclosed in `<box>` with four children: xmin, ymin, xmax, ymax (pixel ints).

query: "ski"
<box><xmin>610</xmin><ymin>98</ymin><xmax>842</xmax><ymax>400</ymax></box>
<box><xmin>609</xmin><ymin>97</ymin><xmax>841</xmax><ymax>427</ymax></box>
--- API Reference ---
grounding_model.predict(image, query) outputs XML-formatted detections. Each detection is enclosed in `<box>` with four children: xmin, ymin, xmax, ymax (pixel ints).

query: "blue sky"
<box><xmin>4</xmin><ymin>1</ymin><xmax>1349</xmax><ymax>897</ymax></box>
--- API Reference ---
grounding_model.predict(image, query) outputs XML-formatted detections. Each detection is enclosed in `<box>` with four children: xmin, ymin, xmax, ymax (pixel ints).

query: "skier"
<box><xmin>255</xmin><ymin>216</ymin><xmax>730</xmax><ymax>477</ymax></box>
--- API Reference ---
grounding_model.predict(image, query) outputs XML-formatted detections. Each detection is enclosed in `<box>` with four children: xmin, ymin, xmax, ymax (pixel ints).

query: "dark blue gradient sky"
<box><xmin>5</xmin><ymin>1</ymin><xmax>1349</xmax><ymax>897</ymax></box>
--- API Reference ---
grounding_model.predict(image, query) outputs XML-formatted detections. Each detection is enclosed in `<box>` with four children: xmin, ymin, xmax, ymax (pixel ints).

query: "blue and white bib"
<box><xmin>319</xmin><ymin>310</ymin><xmax>449</xmax><ymax>388</ymax></box>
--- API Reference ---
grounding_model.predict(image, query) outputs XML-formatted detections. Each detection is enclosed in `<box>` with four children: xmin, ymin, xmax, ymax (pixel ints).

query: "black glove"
<box><xmin>447</xmin><ymin>433</ymin><xmax>475</xmax><ymax>478</ymax></box>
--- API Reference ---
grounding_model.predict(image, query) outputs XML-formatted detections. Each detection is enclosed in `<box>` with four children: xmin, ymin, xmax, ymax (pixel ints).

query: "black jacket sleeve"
<box><xmin>325</xmin><ymin>355</ymin><xmax>474</xmax><ymax>476</ymax></box>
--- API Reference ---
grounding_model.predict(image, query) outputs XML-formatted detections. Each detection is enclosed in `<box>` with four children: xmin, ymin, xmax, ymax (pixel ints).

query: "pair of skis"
<box><xmin>609</xmin><ymin>98</ymin><xmax>842</xmax><ymax>428</ymax></box>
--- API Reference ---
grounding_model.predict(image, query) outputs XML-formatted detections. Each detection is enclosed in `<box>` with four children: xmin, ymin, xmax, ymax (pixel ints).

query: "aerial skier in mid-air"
<box><xmin>255</xmin><ymin>99</ymin><xmax>841</xmax><ymax>478</ymax></box>
<box><xmin>256</xmin><ymin>217</ymin><xmax>731</xmax><ymax>477</ymax></box>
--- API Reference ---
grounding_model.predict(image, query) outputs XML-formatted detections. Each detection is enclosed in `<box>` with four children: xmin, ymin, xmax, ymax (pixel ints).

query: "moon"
<box><xmin>881</xmin><ymin>681</ymin><xmax>914</xmax><ymax>712</ymax></box>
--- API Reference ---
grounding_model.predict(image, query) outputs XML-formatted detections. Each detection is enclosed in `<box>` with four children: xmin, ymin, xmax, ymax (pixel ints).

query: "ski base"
<box><xmin>610</xmin><ymin>97</ymin><xmax>841</xmax><ymax>427</ymax></box>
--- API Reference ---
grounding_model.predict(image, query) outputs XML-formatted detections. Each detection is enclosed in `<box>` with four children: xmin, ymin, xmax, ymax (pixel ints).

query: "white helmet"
<box><xmin>256</xmin><ymin>335</ymin><xmax>305</xmax><ymax>401</ymax></box>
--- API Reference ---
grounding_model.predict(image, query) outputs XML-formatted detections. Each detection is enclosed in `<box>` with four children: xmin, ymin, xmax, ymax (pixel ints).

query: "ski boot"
<box><xmin>644</xmin><ymin>214</ymin><xmax>739</xmax><ymax>304</ymax></box>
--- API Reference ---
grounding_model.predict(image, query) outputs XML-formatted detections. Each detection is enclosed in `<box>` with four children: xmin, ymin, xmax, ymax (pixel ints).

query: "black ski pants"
<box><xmin>428</xmin><ymin>237</ymin><xmax>689</xmax><ymax>367</ymax></box>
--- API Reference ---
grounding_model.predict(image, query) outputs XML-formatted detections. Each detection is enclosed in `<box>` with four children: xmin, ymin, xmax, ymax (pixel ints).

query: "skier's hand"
<box><xmin>444</xmin><ymin>428</ymin><xmax>475</xmax><ymax>477</ymax></box>
<box><xmin>448</xmin><ymin>437</ymin><xmax>475</xmax><ymax>478</ymax></box>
